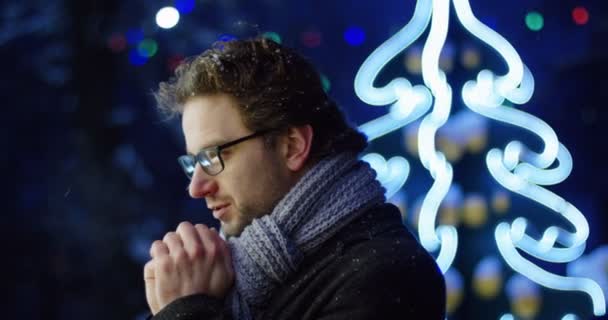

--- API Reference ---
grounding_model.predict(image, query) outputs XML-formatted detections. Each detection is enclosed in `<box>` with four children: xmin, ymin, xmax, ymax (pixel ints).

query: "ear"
<box><xmin>282</xmin><ymin>125</ymin><xmax>313</xmax><ymax>172</ymax></box>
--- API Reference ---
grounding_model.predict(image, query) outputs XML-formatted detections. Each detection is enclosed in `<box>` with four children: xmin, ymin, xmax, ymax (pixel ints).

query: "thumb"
<box><xmin>144</xmin><ymin>260</ymin><xmax>160</xmax><ymax>315</ymax></box>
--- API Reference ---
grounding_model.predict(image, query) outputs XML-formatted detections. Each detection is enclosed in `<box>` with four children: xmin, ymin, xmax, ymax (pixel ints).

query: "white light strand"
<box><xmin>355</xmin><ymin>0</ymin><xmax>457</xmax><ymax>274</ymax></box>
<box><xmin>453</xmin><ymin>0</ymin><xmax>605</xmax><ymax>315</ymax></box>
<box><xmin>355</xmin><ymin>0</ymin><xmax>605</xmax><ymax>316</ymax></box>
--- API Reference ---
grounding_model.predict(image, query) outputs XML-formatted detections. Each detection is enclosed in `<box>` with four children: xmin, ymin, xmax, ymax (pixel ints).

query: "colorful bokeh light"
<box><xmin>108</xmin><ymin>33</ymin><xmax>127</xmax><ymax>53</ymax></box>
<box><xmin>137</xmin><ymin>39</ymin><xmax>158</xmax><ymax>58</ymax></box>
<box><xmin>175</xmin><ymin>0</ymin><xmax>195</xmax><ymax>14</ymax></box>
<box><xmin>344</xmin><ymin>26</ymin><xmax>366</xmax><ymax>46</ymax></box>
<box><xmin>572</xmin><ymin>6</ymin><xmax>589</xmax><ymax>26</ymax></box>
<box><xmin>301</xmin><ymin>31</ymin><xmax>322</xmax><ymax>48</ymax></box>
<box><xmin>525</xmin><ymin>11</ymin><xmax>544</xmax><ymax>31</ymax></box>
<box><xmin>262</xmin><ymin>31</ymin><xmax>282</xmax><ymax>44</ymax></box>
<box><xmin>156</xmin><ymin>7</ymin><xmax>180</xmax><ymax>29</ymax></box>
<box><xmin>128</xmin><ymin>48</ymin><xmax>147</xmax><ymax>66</ymax></box>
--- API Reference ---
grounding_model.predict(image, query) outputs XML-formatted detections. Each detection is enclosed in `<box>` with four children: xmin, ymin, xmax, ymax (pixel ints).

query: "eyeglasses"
<box><xmin>178</xmin><ymin>130</ymin><xmax>271</xmax><ymax>179</ymax></box>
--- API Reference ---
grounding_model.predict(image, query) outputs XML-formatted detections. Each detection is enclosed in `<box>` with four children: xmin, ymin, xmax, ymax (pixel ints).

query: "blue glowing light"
<box><xmin>128</xmin><ymin>48</ymin><xmax>147</xmax><ymax>66</ymax></box>
<box><xmin>361</xmin><ymin>153</ymin><xmax>410</xmax><ymax>199</ymax></box>
<box><xmin>354</xmin><ymin>0</ymin><xmax>457</xmax><ymax>274</ymax></box>
<box><xmin>175</xmin><ymin>0</ymin><xmax>195</xmax><ymax>14</ymax></box>
<box><xmin>344</xmin><ymin>26</ymin><xmax>366</xmax><ymax>46</ymax></box>
<box><xmin>353</xmin><ymin>0</ymin><xmax>605</xmax><ymax>316</ymax></box>
<box><xmin>453</xmin><ymin>0</ymin><xmax>605</xmax><ymax>315</ymax></box>
<box><xmin>218</xmin><ymin>34</ymin><xmax>237</xmax><ymax>42</ymax></box>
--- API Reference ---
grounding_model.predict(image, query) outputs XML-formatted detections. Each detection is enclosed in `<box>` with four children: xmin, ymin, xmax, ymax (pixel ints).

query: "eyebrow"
<box><xmin>186</xmin><ymin>138</ymin><xmax>225</xmax><ymax>156</ymax></box>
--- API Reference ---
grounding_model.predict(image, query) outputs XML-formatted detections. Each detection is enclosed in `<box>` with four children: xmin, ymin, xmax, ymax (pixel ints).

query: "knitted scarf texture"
<box><xmin>225</xmin><ymin>152</ymin><xmax>386</xmax><ymax>319</ymax></box>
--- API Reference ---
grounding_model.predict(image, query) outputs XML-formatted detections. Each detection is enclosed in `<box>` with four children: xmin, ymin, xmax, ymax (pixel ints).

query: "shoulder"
<box><xmin>299</xmin><ymin>203</ymin><xmax>447</xmax><ymax>319</ymax></box>
<box><xmin>331</xmin><ymin>208</ymin><xmax>446</xmax><ymax>317</ymax></box>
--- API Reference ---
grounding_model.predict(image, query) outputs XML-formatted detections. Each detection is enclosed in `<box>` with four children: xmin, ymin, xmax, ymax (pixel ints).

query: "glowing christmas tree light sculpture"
<box><xmin>355</xmin><ymin>0</ymin><xmax>606</xmax><ymax>316</ymax></box>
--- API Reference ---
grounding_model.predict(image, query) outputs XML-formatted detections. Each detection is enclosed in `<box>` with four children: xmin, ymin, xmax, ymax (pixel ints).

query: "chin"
<box><xmin>221</xmin><ymin>222</ymin><xmax>245</xmax><ymax>239</ymax></box>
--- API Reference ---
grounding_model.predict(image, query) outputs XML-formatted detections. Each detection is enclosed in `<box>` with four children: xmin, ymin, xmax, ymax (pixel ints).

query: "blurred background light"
<box><xmin>137</xmin><ymin>39</ymin><xmax>158</xmax><ymax>58</ymax></box>
<box><xmin>167</xmin><ymin>54</ymin><xmax>185</xmax><ymax>72</ymax></box>
<box><xmin>344</xmin><ymin>26</ymin><xmax>366</xmax><ymax>46</ymax></box>
<box><xmin>506</xmin><ymin>274</ymin><xmax>542</xmax><ymax>319</ymax></box>
<box><xmin>218</xmin><ymin>33</ymin><xmax>237</xmax><ymax>42</ymax></box>
<box><xmin>320</xmin><ymin>73</ymin><xmax>331</xmax><ymax>92</ymax></box>
<box><xmin>262</xmin><ymin>31</ymin><xmax>282</xmax><ymax>44</ymax></box>
<box><xmin>128</xmin><ymin>48</ymin><xmax>148</xmax><ymax>66</ymax></box>
<box><xmin>572</xmin><ymin>7</ymin><xmax>589</xmax><ymax>26</ymax></box>
<box><xmin>445</xmin><ymin>268</ymin><xmax>464</xmax><ymax>315</ymax></box>
<box><xmin>156</xmin><ymin>7</ymin><xmax>180</xmax><ymax>29</ymax></box>
<box><xmin>525</xmin><ymin>11</ymin><xmax>544</xmax><ymax>31</ymax></box>
<box><xmin>461</xmin><ymin>45</ymin><xmax>481</xmax><ymax>69</ymax></box>
<box><xmin>473</xmin><ymin>256</ymin><xmax>503</xmax><ymax>299</ymax></box>
<box><xmin>175</xmin><ymin>0</ymin><xmax>196</xmax><ymax>15</ymax></box>
<box><xmin>301</xmin><ymin>30</ymin><xmax>322</xmax><ymax>48</ymax></box>
<box><xmin>107</xmin><ymin>33</ymin><xmax>126</xmax><ymax>53</ymax></box>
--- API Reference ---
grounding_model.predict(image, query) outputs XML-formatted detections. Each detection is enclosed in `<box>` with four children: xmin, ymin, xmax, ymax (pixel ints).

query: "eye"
<box><xmin>220</xmin><ymin>149</ymin><xmax>232</xmax><ymax>158</ymax></box>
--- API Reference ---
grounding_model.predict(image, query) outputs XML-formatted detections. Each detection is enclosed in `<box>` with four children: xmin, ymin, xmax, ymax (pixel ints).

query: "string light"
<box><xmin>454</xmin><ymin>0</ymin><xmax>605</xmax><ymax>314</ymax></box>
<box><xmin>354</xmin><ymin>0</ymin><xmax>456</xmax><ymax>274</ymax></box>
<box><xmin>354</xmin><ymin>0</ymin><xmax>605</xmax><ymax>316</ymax></box>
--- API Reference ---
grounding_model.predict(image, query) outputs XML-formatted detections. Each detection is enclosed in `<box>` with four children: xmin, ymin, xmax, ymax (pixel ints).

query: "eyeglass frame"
<box><xmin>178</xmin><ymin>129</ymin><xmax>273</xmax><ymax>179</ymax></box>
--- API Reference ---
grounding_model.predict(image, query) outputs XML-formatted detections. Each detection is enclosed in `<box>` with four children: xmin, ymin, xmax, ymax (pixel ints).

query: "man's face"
<box><xmin>182</xmin><ymin>94</ymin><xmax>293</xmax><ymax>237</ymax></box>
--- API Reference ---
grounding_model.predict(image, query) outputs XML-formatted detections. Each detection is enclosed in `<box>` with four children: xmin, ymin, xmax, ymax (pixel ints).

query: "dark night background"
<box><xmin>3</xmin><ymin>0</ymin><xmax>607</xmax><ymax>319</ymax></box>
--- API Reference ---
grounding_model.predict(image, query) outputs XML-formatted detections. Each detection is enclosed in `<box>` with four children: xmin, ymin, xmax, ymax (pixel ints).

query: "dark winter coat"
<box><xmin>149</xmin><ymin>203</ymin><xmax>446</xmax><ymax>319</ymax></box>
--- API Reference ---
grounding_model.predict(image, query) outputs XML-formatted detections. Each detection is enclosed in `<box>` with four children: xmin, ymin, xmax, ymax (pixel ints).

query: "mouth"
<box><xmin>210</xmin><ymin>203</ymin><xmax>230</xmax><ymax>220</ymax></box>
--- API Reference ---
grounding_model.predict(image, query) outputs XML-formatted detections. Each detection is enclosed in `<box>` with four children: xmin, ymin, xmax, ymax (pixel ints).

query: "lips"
<box><xmin>211</xmin><ymin>203</ymin><xmax>230</xmax><ymax>220</ymax></box>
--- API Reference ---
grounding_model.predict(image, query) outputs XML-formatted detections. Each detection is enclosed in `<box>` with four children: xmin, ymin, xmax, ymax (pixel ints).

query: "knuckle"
<box><xmin>143</xmin><ymin>260</ymin><xmax>154</xmax><ymax>272</ymax></box>
<box><xmin>162</xmin><ymin>232</ymin><xmax>176</xmax><ymax>242</ymax></box>
<box><xmin>157</xmin><ymin>256</ymin><xmax>173</xmax><ymax>272</ymax></box>
<box><xmin>174</xmin><ymin>249</ymin><xmax>189</xmax><ymax>264</ymax></box>
<box><xmin>144</xmin><ymin>261</ymin><xmax>156</xmax><ymax>280</ymax></box>
<box><xmin>195</xmin><ymin>224</ymin><xmax>209</xmax><ymax>234</ymax></box>
<box><xmin>206</xmin><ymin>243</ymin><xmax>218</xmax><ymax>259</ymax></box>
<box><xmin>191</xmin><ymin>244</ymin><xmax>205</xmax><ymax>258</ymax></box>
<box><xmin>176</xmin><ymin>221</ymin><xmax>193</xmax><ymax>233</ymax></box>
<box><xmin>150</xmin><ymin>240</ymin><xmax>160</xmax><ymax>252</ymax></box>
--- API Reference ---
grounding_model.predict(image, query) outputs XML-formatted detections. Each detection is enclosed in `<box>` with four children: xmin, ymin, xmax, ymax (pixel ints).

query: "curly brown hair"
<box><xmin>154</xmin><ymin>37</ymin><xmax>367</xmax><ymax>161</ymax></box>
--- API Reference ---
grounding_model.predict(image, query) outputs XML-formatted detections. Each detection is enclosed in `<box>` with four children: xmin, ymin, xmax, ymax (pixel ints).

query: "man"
<box><xmin>145</xmin><ymin>37</ymin><xmax>446</xmax><ymax>319</ymax></box>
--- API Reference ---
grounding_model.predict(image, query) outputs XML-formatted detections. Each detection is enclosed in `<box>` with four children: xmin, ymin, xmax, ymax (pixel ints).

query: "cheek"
<box><xmin>222</xmin><ymin>155</ymin><xmax>264</xmax><ymax>201</ymax></box>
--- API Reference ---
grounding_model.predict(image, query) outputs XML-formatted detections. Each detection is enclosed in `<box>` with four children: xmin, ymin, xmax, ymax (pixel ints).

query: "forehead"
<box><xmin>181</xmin><ymin>94</ymin><xmax>248</xmax><ymax>153</ymax></box>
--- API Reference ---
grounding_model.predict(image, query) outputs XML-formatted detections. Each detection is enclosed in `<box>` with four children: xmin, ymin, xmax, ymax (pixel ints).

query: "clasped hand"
<box><xmin>144</xmin><ymin>222</ymin><xmax>234</xmax><ymax>315</ymax></box>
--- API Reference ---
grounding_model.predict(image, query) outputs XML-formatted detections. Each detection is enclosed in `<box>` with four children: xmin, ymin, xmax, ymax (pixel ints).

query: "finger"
<box><xmin>176</xmin><ymin>221</ymin><xmax>204</xmax><ymax>258</ymax></box>
<box><xmin>163</xmin><ymin>232</ymin><xmax>184</xmax><ymax>255</ymax></box>
<box><xmin>150</xmin><ymin>240</ymin><xmax>169</xmax><ymax>259</ymax></box>
<box><xmin>195</xmin><ymin>224</ymin><xmax>217</xmax><ymax>261</ymax></box>
<box><xmin>144</xmin><ymin>260</ymin><xmax>160</xmax><ymax>315</ymax></box>
<box><xmin>213</xmin><ymin>229</ymin><xmax>234</xmax><ymax>276</ymax></box>
<box><xmin>144</xmin><ymin>260</ymin><xmax>156</xmax><ymax>281</ymax></box>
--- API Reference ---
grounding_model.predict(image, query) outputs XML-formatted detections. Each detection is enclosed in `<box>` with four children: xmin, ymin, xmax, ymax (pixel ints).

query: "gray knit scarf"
<box><xmin>224</xmin><ymin>152</ymin><xmax>386</xmax><ymax>319</ymax></box>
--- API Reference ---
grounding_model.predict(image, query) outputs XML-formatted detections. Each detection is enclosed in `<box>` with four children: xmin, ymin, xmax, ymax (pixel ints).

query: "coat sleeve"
<box><xmin>146</xmin><ymin>294</ymin><xmax>232</xmax><ymax>320</ymax></box>
<box><xmin>314</xmin><ymin>236</ymin><xmax>446</xmax><ymax>320</ymax></box>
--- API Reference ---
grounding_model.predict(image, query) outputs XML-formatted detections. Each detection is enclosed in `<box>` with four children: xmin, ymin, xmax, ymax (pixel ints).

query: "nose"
<box><xmin>188</xmin><ymin>164</ymin><xmax>218</xmax><ymax>198</ymax></box>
